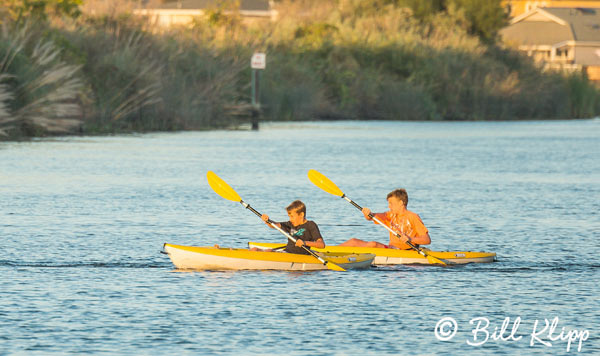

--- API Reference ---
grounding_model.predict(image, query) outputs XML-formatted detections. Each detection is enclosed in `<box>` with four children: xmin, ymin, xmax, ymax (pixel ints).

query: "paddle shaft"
<box><xmin>341</xmin><ymin>195</ymin><xmax>431</xmax><ymax>258</ymax></box>
<box><xmin>240</xmin><ymin>201</ymin><xmax>333</xmax><ymax>266</ymax></box>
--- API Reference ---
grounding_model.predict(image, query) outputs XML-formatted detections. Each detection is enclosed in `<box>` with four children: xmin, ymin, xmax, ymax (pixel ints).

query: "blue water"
<box><xmin>1</xmin><ymin>120</ymin><xmax>599</xmax><ymax>355</ymax></box>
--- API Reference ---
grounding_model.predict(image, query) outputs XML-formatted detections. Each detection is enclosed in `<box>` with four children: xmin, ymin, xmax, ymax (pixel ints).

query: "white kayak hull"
<box><xmin>163</xmin><ymin>243</ymin><xmax>375</xmax><ymax>271</ymax></box>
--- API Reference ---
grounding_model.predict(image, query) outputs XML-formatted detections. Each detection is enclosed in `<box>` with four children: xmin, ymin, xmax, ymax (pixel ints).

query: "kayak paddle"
<box><xmin>207</xmin><ymin>171</ymin><xmax>347</xmax><ymax>271</ymax></box>
<box><xmin>307</xmin><ymin>169</ymin><xmax>448</xmax><ymax>266</ymax></box>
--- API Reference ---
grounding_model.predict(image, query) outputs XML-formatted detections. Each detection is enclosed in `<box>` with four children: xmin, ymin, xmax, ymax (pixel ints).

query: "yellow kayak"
<box><xmin>247</xmin><ymin>242</ymin><xmax>496</xmax><ymax>265</ymax></box>
<box><xmin>163</xmin><ymin>243</ymin><xmax>375</xmax><ymax>271</ymax></box>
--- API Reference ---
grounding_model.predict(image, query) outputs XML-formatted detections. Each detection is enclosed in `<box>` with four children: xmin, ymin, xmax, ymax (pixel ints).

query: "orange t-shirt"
<box><xmin>372</xmin><ymin>210</ymin><xmax>429</xmax><ymax>249</ymax></box>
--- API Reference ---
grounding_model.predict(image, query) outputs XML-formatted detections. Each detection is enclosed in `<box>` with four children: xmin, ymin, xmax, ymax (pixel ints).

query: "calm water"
<box><xmin>1</xmin><ymin>120</ymin><xmax>599</xmax><ymax>355</ymax></box>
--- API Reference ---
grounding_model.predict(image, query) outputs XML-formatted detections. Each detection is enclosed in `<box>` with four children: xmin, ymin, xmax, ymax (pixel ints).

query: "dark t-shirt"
<box><xmin>279</xmin><ymin>220</ymin><xmax>323</xmax><ymax>255</ymax></box>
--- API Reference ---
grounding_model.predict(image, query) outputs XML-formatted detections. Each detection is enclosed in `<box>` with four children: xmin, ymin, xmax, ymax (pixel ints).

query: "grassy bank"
<box><xmin>1</xmin><ymin>0</ymin><xmax>599</xmax><ymax>139</ymax></box>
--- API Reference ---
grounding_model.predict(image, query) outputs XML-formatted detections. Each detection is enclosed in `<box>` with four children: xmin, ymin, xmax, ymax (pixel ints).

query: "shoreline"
<box><xmin>2</xmin><ymin>118</ymin><xmax>598</xmax><ymax>143</ymax></box>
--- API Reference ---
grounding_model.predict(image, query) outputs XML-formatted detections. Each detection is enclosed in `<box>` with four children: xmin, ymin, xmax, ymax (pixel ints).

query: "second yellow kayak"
<box><xmin>247</xmin><ymin>242</ymin><xmax>496</xmax><ymax>265</ymax></box>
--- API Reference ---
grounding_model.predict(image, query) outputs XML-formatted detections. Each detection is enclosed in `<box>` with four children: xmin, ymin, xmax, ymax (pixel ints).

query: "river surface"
<box><xmin>1</xmin><ymin>120</ymin><xmax>599</xmax><ymax>355</ymax></box>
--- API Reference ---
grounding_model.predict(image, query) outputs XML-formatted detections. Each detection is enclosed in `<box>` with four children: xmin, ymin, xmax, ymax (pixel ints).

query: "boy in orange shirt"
<box><xmin>340</xmin><ymin>189</ymin><xmax>430</xmax><ymax>249</ymax></box>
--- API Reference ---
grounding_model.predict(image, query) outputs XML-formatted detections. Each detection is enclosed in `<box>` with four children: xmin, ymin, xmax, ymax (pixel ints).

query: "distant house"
<box><xmin>133</xmin><ymin>0</ymin><xmax>277</xmax><ymax>27</ymax></box>
<box><xmin>501</xmin><ymin>1</ymin><xmax>600</xmax><ymax>18</ymax></box>
<box><xmin>500</xmin><ymin>7</ymin><xmax>600</xmax><ymax>81</ymax></box>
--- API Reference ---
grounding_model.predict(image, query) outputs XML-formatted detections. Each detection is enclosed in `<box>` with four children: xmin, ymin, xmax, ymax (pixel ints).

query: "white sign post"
<box><xmin>250</xmin><ymin>53</ymin><xmax>266</xmax><ymax>130</ymax></box>
<box><xmin>251</xmin><ymin>53</ymin><xmax>266</xmax><ymax>69</ymax></box>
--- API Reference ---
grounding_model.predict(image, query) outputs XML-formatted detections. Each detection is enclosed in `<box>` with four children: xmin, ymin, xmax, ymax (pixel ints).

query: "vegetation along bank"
<box><xmin>1</xmin><ymin>0</ymin><xmax>599</xmax><ymax>140</ymax></box>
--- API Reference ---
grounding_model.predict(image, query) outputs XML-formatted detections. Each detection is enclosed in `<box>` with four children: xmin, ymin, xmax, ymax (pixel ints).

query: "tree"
<box><xmin>1</xmin><ymin>0</ymin><xmax>82</xmax><ymax>22</ymax></box>
<box><xmin>394</xmin><ymin>0</ymin><xmax>507</xmax><ymax>42</ymax></box>
<box><xmin>397</xmin><ymin>0</ymin><xmax>445</xmax><ymax>21</ymax></box>
<box><xmin>447</xmin><ymin>0</ymin><xmax>507</xmax><ymax>41</ymax></box>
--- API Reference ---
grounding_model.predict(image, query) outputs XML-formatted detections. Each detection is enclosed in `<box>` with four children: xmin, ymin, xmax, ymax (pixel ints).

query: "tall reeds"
<box><xmin>0</xmin><ymin>23</ymin><xmax>83</xmax><ymax>137</ymax></box>
<box><xmin>0</xmin><ymin>74</ymin><xmax>13</xmax><ymax>135</ymax></box>
<box><xmin>63</xmin><ymin>18</ymin><xmax>164</xmax><ymax>132</ymax></box>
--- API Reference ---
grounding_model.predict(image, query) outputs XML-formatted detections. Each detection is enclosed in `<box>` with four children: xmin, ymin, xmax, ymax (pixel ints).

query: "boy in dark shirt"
<box><xmin>260</xmin><ymin>200</ymin><xmax>325</xmax><ymax>254</ymax></box>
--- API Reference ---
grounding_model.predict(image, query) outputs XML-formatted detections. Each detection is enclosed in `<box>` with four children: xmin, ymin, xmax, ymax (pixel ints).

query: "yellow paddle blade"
<box><xmin>313</xmin><ymin>251</ymin><xmax>346</xmax><ymax>271</ymax></box>
<box><xmin>326</xmin><ymin>261</ymin><xmax>346</xmax><ymax>271</ymax></box>
<box><xmin>207</xmin><ymin>171</ymin><xmax>242</xmax><ymax>202</ymax></box>
<box><xmin>307</xmin><ymin>170</ymin><xmax>344</xmax><ymax>197</ymax></box>
<box><xmin>426</xmin><ymin>254</ymin><xmax>447</xmax><ymax>266</ymax></box>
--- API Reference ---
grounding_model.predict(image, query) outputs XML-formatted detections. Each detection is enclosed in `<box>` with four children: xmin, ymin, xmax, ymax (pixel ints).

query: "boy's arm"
<box><xmin>295</xmin><ymin>222</ymin><xmax>325</xmax><ymax>248</ymax></box>
<box><xmin>260</xmin><ymin>214</ymin><xmax>281</xmax><ymax>229</ymax></box>
<box><xmin>363</xmin><ymin>208</ymin><xmax>386</xmax><ymax>225</ymax></box>
<box><xmin>404</xmin><ymin>232</ymin><xmax>431</xmax><ymax>246</ymax></box>
<box><xmin>297</xmin><ymin>238</ymin><xmax>325</xmax><ymax>249</ymax></box>
<box><xmin>402</xmin><ymin>215</ymin><xmax>430</xmax><ymax>246</ymax></box>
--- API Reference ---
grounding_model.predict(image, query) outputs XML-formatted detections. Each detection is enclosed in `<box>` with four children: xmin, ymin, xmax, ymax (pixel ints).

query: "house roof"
<box><xmin>501</xmin><ymin>7</ymin><xmax>600</xmax><ymax>45</ymax></box>
<box><xmin>501</xmin><ymin>20</ymin><xmax>574</xmax><ymax>45</ymax></box>
<box><xmin>544</xmin><ymin>7</ymin><xmax>600</xmax><ymax>41</ymax></box>
<box><xmin>143</xmin><ymin>0</ymin><xmax>270</xmax><ymax>12</ymax></box>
